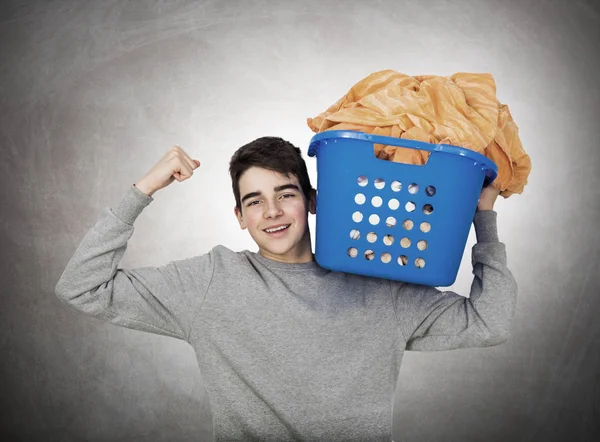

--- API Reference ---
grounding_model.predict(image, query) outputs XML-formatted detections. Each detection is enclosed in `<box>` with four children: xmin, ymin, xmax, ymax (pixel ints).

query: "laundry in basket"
<box><xmin>307</xmin><ymin>130</ymin><xmax>498</xmax><ymax>287</ymax></box>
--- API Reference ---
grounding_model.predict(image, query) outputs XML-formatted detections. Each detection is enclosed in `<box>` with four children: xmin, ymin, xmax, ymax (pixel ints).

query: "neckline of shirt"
<box><xmin>249</xmin><ymin>250</ymin><xmax>326</xmax><ymax>272</ymax></box>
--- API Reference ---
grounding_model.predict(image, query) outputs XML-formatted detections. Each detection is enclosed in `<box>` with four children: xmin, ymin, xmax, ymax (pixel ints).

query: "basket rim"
<box><xmin>308</xmin><ymin>130</ymin><xmax>498</xmax><ymax>179</ymax></box>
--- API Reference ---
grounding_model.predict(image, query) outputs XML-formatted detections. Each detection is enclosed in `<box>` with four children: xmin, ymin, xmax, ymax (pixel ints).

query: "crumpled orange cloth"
<box><xmin>307</xmin><ymin>70</ymin><xmax>531</xmax><ymax>198</ymax></box>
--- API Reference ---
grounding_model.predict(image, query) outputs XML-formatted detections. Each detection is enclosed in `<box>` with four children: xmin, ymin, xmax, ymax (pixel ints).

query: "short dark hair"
<box><xmin>229</xmin><ymin>136</ymin><xmax>313</xmax><ymax>211</ymax></box>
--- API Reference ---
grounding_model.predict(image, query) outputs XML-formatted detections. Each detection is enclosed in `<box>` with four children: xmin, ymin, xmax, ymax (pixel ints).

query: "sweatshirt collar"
<box><xmin>249</xmin><ymin>250</ymin><xmax>326</xmax><ymax>273</ymax></box>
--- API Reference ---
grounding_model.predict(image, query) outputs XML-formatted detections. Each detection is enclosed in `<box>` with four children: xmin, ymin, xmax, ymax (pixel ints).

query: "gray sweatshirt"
<box><xmin>54</xmin><ymin>184</ymin><xmax>518</xmax><ymax>442</ymax></box>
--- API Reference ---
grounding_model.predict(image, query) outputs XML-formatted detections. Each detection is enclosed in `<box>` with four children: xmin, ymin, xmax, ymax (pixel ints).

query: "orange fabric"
<box><xmin>307</xmin><ymin>70</ymin><xmax>531</xmax><ymax>198</ymax></box>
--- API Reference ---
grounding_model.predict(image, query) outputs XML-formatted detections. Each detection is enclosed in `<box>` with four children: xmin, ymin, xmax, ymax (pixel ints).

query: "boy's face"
<box><xmin>234</xmin><ymin>166</ymin><xmax>316</xmax><ymax>264</ymax></box>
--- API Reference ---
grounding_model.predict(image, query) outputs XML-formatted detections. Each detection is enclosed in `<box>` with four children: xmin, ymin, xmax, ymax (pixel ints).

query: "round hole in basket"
<box><xmin>352</xmin><ymin>211</ymin><xmax>363</xmax><ymax>223</ymax></box>
<box><xmin>388</xmin><ymin>198</ymin><xmax>400</xmax><ymax>210</ymax></box>
<box><xmin>426</xmin><ymin>185</ymin><xmax>436</xmax><ymax>196</ymax></box>
<box><xmin>372</xmin><ymin>196</ymin><xmax>383</xmax><ymax>208</ymax></box>
<box><xmin>369</xmin><ymin>214</ymin><xmax>380</xmax><ymax>225</ymax></box>
<box><xmin>357</xmin><ymin>176</ymin><xmax>368</xmax><ymax>187</ymax></box>
<box><xmin>365</xmin><ymin>250</ymin><xmax>375</xmax><ymax>260</ymax></box>
<box><xmin>398</xmin><ymin>255</ymin><xmax>408</xmax><ymax>266</ymax></box>
<box><xmin>355</xmin><ymin>193</ymin><xmax>366</xmax><ymax>205</ymax></box>
<box><xmin>402</xmin><ymin>219</ymin><xmax>414</xmax><ymax>230</ymax></box>
<box><xmin>349</xmin><ymin>229</ymin><xmax>360</xmax><ymax>240</ymax></box>
<box><xmin>347</xmin><ymin>247</ymin><xmax>358</xmax><ymax>258</ymax></box>
<box><xmin>381</xmin><ymin>253</ymin><xmax>392</xmax><ymax>264</ymax></box>
<box><xmin>420</xmin><ymin>222</ymin><xmax>431</xmax><ymax>233</ymax></box>
<box><xmin>383</xmin><ymin>234</ymin><xmax>394</xmax><ymax>246</ymax></box>
<box><xmin>400</xmin><ymin>237</ymin><xmax>411</xmax><ymax>248</ymax></box>
<box><xmin>405</xmin><ymin>201</ymin><xmax>416</xmax><ymax>212</ymax></box>
<box><xmin>417</xmin><ymin>240</ymin><xmax>428</xmax><ymax>251</ymax></box>
<box><xmin>391</xmin><ymin>181</ymin><xmax>402</xmax><ymax>192</ymax></box>
<box><xmin>366</xmin><ymin>232</ymin><xmax>377</xmax><ymax>243</ymax></box>
<box><xmin>408</xmin><ymin>183</ymin><xmax>419</xmax><ymax>194</ymax></box>
<box><xmin>423</xmin><ymin>204</ymin><xmax>434</xmax><ymax>215</ymax></box>
<box><xmin>386</xmin><ymin>216</ymin><xmax>397</xmax><ymax>228</ymax></box>
<box><xmin>374</xmin><ymin>178</ymin><xmax>385</xmax><ymax>190</ymax></box>
<box><xmin>415</xmin><ymin>257</ymin><xmax>426</xmax><ymax>268</ymax></box>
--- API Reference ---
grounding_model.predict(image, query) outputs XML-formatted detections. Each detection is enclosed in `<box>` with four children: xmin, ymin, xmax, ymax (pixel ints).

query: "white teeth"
<box><xmin>265</xmin><ymin>225</ymin><xmax>289</xmax><ymax>233</ymax></box>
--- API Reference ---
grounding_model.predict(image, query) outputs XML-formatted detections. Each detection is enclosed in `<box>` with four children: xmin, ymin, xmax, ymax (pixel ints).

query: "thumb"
<box><xmin>193</xmin><ymin>159</ymin><xmax>201</xmax><ymax>168</ymax></box>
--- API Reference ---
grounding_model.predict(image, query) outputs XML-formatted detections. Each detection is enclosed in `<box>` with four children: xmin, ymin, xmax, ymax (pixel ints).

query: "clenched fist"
<box><xmin>135</xmin><ymin>146</ymin><xmax>201</xmax><ymax>197</ymax></box>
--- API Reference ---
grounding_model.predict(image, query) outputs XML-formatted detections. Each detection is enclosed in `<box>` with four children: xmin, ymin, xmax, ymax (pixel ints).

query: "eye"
<box><xmin>247</xmin><ymin>200</ymin><xmax>260</xmax><ymax>207</ymax></box>
<box><xmin>281</xmin><ymin>193</ymin><xmax>295</xmax><ymax>199</ymax></box>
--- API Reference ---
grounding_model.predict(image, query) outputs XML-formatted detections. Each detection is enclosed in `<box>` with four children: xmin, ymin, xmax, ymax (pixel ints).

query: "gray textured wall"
<box><xmin>1</xmin><ymin>0</ymin><xmax>598</xmax><ymax>441</ymax></box>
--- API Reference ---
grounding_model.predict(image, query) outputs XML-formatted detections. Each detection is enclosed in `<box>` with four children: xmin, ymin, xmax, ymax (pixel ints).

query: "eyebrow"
<box><xmin>241</xmin><ymin>184</ymin><xmax>300</xmax><ymax>204</ymax></box>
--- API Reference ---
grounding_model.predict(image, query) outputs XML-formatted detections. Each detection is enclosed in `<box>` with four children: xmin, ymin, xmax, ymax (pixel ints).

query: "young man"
<box><xmin>55</xmin><ymin>136</ymin><xmax>517</xmax><ymax>441</ymax></box>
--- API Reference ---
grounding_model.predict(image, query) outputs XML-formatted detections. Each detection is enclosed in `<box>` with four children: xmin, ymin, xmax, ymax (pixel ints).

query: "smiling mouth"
<box><xmin>264</xmin><ymin>224</ymin><xmax>291</xmax><ymax>233</ymax></box>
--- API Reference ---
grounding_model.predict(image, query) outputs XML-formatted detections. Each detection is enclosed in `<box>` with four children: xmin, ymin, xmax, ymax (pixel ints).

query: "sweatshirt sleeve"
<box><xmin>54</xmin><ymin>184</ymin><xmax>214</xmax><ymax>342</ymax></box>
<box><xmin>390</xmin><ymin>210</ymin><xmax>518</xmax><ymax>351</ymax></box>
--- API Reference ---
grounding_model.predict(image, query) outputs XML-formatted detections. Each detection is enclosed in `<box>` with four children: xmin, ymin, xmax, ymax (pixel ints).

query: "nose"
<box><xmin>263</xmin><ymin>199</ymin><xmax>283</xmax><ymax>218</ymax></box>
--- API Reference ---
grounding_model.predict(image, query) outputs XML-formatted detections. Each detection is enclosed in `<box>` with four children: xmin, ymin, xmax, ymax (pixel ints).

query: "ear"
<box><xmin>234</xmin><ymin>206</ymin><xmax>247</xmax><ymax>230</ymax></box>
<box><xmin>308</xmin><ymin>188</ymin><xmax>316</xmax><ymax>215</ymax></box>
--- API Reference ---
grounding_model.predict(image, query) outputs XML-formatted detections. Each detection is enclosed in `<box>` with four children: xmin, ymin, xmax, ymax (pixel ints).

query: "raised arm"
<box><xmin>54</xmin><ymin>147</ymin><xmax>210</xmax><ymax>342</ymax></box>
<box><xmin>391</xmin><ymin>187</ymin><xmax>518</xmax><ymax>351</ymax></box>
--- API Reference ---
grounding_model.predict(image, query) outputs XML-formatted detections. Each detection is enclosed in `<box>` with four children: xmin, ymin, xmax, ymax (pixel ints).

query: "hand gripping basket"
<box><xmin>307</xmin><ymin>130</ymin><xmax>498</xmax><ymax>286</ymax></box>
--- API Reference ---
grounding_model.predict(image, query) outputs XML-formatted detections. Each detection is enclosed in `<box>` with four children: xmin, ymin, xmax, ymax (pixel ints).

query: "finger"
<box><xmin>171</xmin><ymin>162</ymin><xmax>190</xmax><ymax>181</ymax></box>
<box><xmin>179</xmin><ymin>162</ymin><xmax>193</xmax><ymax>179</ymax></box>
<box><xmin>179</xmin><ymin>149</ymin><xmax>199</xmax><ymax>171</ymax></box>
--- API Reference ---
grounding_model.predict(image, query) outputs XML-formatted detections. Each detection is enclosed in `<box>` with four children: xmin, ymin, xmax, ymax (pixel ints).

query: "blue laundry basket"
<box><xmin>307</xmin><ymin>130</ymin><xmax>498</xmax><ymax>286</ymax></box>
